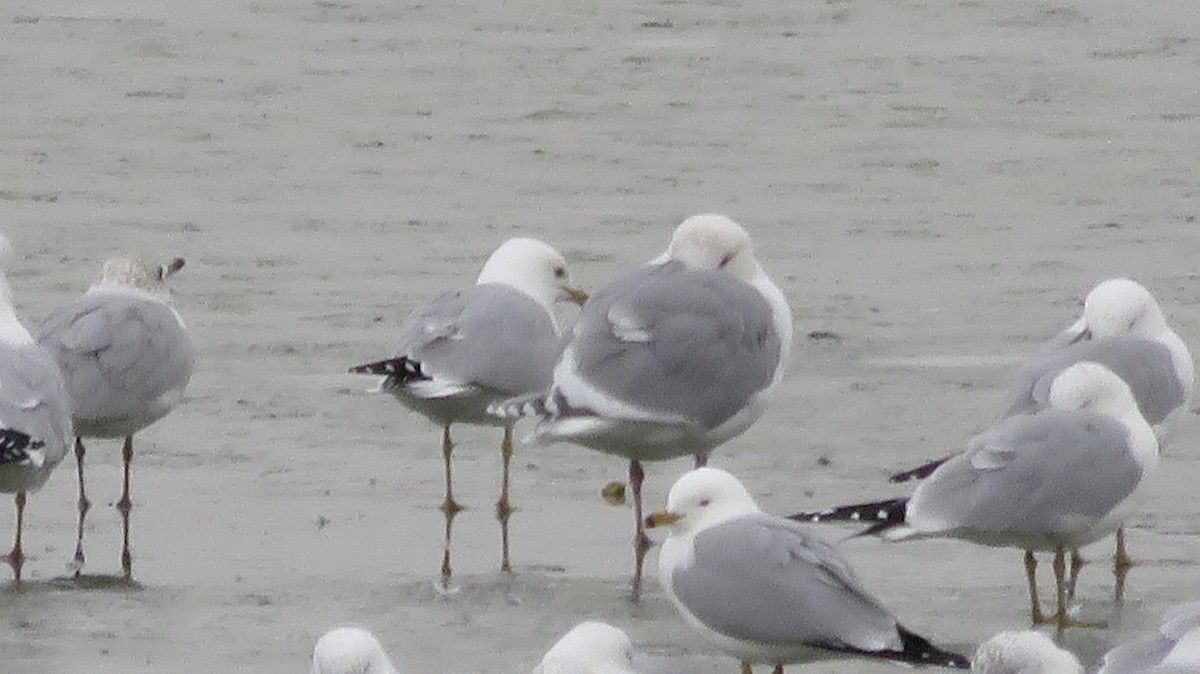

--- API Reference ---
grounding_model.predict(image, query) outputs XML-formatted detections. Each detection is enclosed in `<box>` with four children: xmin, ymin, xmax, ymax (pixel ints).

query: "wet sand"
<box><xmin>2</xmin><ymin>0</ymin><xmax>1199</xmax><ymax>672</ymax></box>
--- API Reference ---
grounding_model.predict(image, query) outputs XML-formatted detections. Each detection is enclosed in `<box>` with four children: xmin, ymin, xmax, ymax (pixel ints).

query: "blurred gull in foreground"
<box><xmin>970</xmin><ymin>630</ymin><xmax>1082</xmax><ymax>673</ymax></box>
<box><xmin>1097</xmin><ymin>602</ymin><xmax>1200</xmax><ymax>673</ymax></box>
<box><xmin>350</xmin><ymin>238</ymin><xmax>585</xmax><ymax>579</ymax></box>
<box><xmin>0</xmin><ymin>234</ymin><xmax>72</xmax><ymax>581</ymax></box>
<box><xmin>36</xmin><ymin>255</ymin><xmax>194</xmax><ymax>581</ymax></box>
<box><xmin>648</xmin><ymin>468</ymin><xmax>968</xmax><ymax>673</ymax></box>
<box><xmin>533</xmin><ymin>621</ymin><xmax>637</xmax><ymax>674</ymax></box>
<box><xmin>311</xmin><ymin>627</ymin><xmax>398</xmax><ymax>674</ymax></box>
<box><xmin>492</xmin><ymin>214</ymin><xmax>791</xmax><ymax>598</ymax></box>
<box><xmin>792</xmin><ymin>362</ymin><xmax>1157</xmax><ymax>631</ymax></box>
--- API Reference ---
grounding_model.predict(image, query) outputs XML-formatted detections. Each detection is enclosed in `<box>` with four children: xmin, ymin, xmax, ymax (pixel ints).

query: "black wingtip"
<box><xmin>348</xmin><ymin>357</ymin><xmax>428</xmax><ymax>382</ymax></box>
<box><xmin>0</xmin><ymin>429</ymin><xmax>39</xmax><ymax>466</ymax></box>
<box><xmin>894</xmin><ymin>625</ymin><xmax>971</xmax><ymax>669</ymax></box>
<box><xmin>889</xmin><ymin>454</ymin><xmax>954</xmax><ymax>484</ymax></box>
<box><xmin>787</xmin><ymin>498</ymin><xmax>909</xmax><ymax>537</ymax></box>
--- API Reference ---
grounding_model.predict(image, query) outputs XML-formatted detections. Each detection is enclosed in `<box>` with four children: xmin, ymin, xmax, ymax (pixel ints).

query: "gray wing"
<box><xmin>671</xmin><ymin>514</ymin><xmax>901</xmax><ymax>652</ymax></box>
<box><xmin>566</xmin><ymin>263</ymin><xmax>781</xmax><ymax>428</ymax></box>
<box><xmin>998</xmin><ymin>338</ymin><xmax>1184</xmax><ymax>427</ymax></box>
<box><xmin>910</xmin><ymin>410</ymin><xmax>1142</xmax><ymax>534</ymax></box>
<box><xmin>0</xmin><ymin>341</ymin><xmax>73</xmax><ymax>469</ymax></box>
<box><xmin>35</xmin><ymin>293</ymin><xmax>194</xmax><ymax>423</ymax></box>
<box><xmin>394</xmin><ymin>283</ymin><xmax>559</xmax><ymax>396</ymax></box>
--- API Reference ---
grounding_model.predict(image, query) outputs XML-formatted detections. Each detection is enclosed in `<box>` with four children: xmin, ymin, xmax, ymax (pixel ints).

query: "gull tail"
<box><xmin>0</xmin><ymin>429</ymin><xmax>44</xmax><ymax>468</ymax></box>
<box><xmin>888</xmin><ymin>453</ymin><xmax>955</xmax><ymax>484</ymax></box>
<box><xmin>348</xmin><ymin>357</ymin><xmax>429</xmax><ymax>383</ymax></box>
<box><xmin>787</xmin><ymin>498</ymin><xmax>908</xmax><ymax>537</ymax></box>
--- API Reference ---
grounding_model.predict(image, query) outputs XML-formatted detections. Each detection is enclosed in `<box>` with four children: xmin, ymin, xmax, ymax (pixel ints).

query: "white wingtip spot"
<box><xmin>877</xmin><ymin>509</ymin><xmax>888</xmax><ymax>519</ymax></box>
<box><xmin>849</xmin><ymin>511</ymin><xmax>861</xmax><ymax>521</ymax></box>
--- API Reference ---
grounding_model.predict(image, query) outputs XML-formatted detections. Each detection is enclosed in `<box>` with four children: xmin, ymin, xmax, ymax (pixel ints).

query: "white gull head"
<box><xmin>311</xmin><ymin>627</ymin><xmax>398</xmax><ymax>674</ymax></box>
<box><xmin>971</xmin><ymin>630</ymin><xmax>1083</xmax><ymax>673</ymax></box>
<box><xmin>534</xmin><ymin>621</ymin><xmax>637</xmax><ymax>674</ymax></box>
<box><xmin>475</xmin><ymin>237</ymin><xmax>586</xmax><ymax>324</ymax></box>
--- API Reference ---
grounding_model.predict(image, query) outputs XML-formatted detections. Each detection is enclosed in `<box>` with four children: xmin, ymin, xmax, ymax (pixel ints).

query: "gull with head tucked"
<box><xmin>792</xmin><ymin>362</ymin><xmax>1159</xmax><ymax>631</ymax></box>
<box><xmin>311</xmin><ymin>627</ymin><xmax>398</xmax><ymax>674</ymax></box>
<box><xmin>647</xmin><ymin>467</ymin><xmax>968</xmax><ymax>673</ymax></box>
<box><xmin>533</xmin><ymin>621</ymin><xmax>638</xmax><ymax>674</ymax></box>
<box><xmin>0</xmin><ymin>234</ymin><xmax>73</xmax><ymax>581</ymax></box>
<box><xmin>36</xmin><ymin>254</ymin><xmax>193</xmax><ymax>581</ymax></box>
<box><xmin>492</xmin><ymin>214</ymin><xmax>792</xmax><ymax>598</ymax></box>
<box><xmin>350</xmin><ymin>237</ymin><xmax>586</xmax><ymax>580</ymax></box>
<box><xmin>970</xmin><ymin>630</ymin><xmax>1082</xmax><ymax>674</ymax></box>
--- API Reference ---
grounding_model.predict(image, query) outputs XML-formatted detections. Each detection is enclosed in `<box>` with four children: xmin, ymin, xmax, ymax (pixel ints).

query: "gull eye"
<box><xmin>698</xmin><ymin>498</ymin><xmax>711</xmax><ymax>507</ymax></box>
<box><xmin>554</xmin><ymin>266</ymin><xmax>566</xmax><ymax>279</ymax></box>
<box><xmin>718</xmin><ymin>254</ymin><xmax>732</xmax><ymax>268</ymax></box>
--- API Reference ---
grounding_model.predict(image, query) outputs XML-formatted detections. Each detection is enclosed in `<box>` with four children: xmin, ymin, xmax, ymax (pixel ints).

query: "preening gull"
<box><xmin>0</xmin><ymin>234</ymin><xmax>73</xmax><ymax>581</ymax></box>
<box><xmin>350</xmin><ymin>237</ymin><xmax>586</xmax><ymax>578</ymax></box>
<box><xmin>311</xmin><ymin>627</ymin><xmax>398</xmax><ymax>674</ymax></box>
<box><xmin>970</xmin><ymin>630</ymin><xmax>1082</xmax><ymax>673</ymax></box>
<box><xmin>791</xmin><ymin>362</ymin><xmax>1158</xmax><ymax>631</ymax></box>
<box><xmin>35</xmin><ymin>255</ymin><xmax>193</xmax><ymax>581</ymax></box>
<box><xmin>646</xmin><ymin>467</ymin><xmax>968</xmax><ymax>673</ymax></box>
<box><xmin>533</xmin><ymin>621</ymin><xmax>637</xmax><ymax>674</ymax></box>
<box><xmin>491</xmin><ymin>214</ymin><xmax>792</xmax><ymax>598</ymax></box>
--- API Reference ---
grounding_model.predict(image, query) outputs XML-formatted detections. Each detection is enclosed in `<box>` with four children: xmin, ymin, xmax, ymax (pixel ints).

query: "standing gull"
<box><xmin>889</xmin><ymin>278</ymin><xmax>1193</xmax><ymax>592</ymax></box>
<box><xmin>492</xmin><ymin>214</ymin><xmax>791</xmax><ymax>598</ymax></box>
<box><xmin>534</xmin><ymin>621</ymin><xmax>637</xmax><ymax>674</ymax></box>
<box><xmin>791</xmin><ymin>362</ymin><xmax>1158</xmax><ymax>631</ymax></box>
<box><xmin>646</xmin><ymin>467</ymin><xmax>968</xmax><ymax>673</ymax></box>
<box><xmin>36</xmin><ymin>256</ymin><xmax>194</xmax><ymax>581</ymax></box>
<box><xmin>350</xmin><ymin>238</ymin><xmax>586</xmax><ymax>579</ymax></box>
<box><xmin>970</xmin><ymin>630</ymin><xmax>1082</xmax><ymax>673</ymax></box>
<box><xmin>0</xmin><ymin>234</ymin><xmax>72</xmax><ymax>580</ymax></box>
<box><xmin>311</xmin><ymin>627</ymin><xmax>399</xmax><ymax>674</ymax></box>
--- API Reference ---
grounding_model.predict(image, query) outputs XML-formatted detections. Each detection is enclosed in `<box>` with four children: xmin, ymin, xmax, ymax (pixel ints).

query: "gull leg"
<box><xmin>693</xmin><ymin>453</ymin><xmax>707</xmax><ymax>468</ymax></box>
<box><xmin>772</xmin><ymin>666</ymin><xmax>784</xmax><ymax>674</ymax></box>
<box><xmin>630</xmin><ymin>459</ymin><xmax>652</xmax><ymax>602</ymax></box>
<box><xmin>1025</xmin><ymin>550</ymin><xmax>1047</xmax><ymax>625</ymax></box>
<box><xmin>1036</xmin><ymin>546</ymin><xmax>1106</xmax><ymax>631</ymax></box>
<box><xmin>740</xmin><ymin>662</ymin><xmax>753</xmax><ymax>674</ymax></box>
<box><xmin>116</xmin><ymin>436</ymin><xmax>134</xmax><ymax>581</ymax></box>
<box><xmin>440</xmin><ymin>426</ymin><xmax>464</xmax><ymax>515</ymax></box>
<box><xmin>71</xmin><ymin>437</ymin><xmax>91</xmax><ymax>576</ymax></box>
<box><xmin>1114</xmin><ymin>527</ymin><xmax>1132</xmax><ymax>603</ymax></box>
<box><xmin>440</xmin><ymin>496</ymin><xmax>461</xmax><ymax>586</ymax></box>
<box><xmin>1</xmin><ymin>492</ymin><xmax>27</xmax><ymax>581</ymax></box>
<box><xmin>1066</xmin><ymin>548</ymin><xmax>1087</xmax><ymax>603</ymax></box>
<box><xmin>496</xmin><ymin>425</ymin><xmax>515</xmax><ymax>573</ymax></box>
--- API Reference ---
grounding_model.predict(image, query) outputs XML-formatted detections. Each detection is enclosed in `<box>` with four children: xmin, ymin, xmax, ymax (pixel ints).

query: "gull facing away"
<box><xmin>0</xmin><ymin>234</ymin><xmax>73</xmax><ymax>581</ymax></box>
<box><xmin>970</xmin><ymin>631</ymin><xmax>1082</xmax><ymax>673</ymax></box>
<box><xmin>1096</xmin><ymin>602</ymin><xmax>1200</xmax><ymax>673</ymax></box>
<box><xmin>646</xmin><ymin>467</ymin><xmax>969</xmax><ymax>673</ymax></box>
<box><xmin>491</xmin><ymin>214</ymin><xmax>792</xmax><ymax>599</ymax></box>
<box><xmin>791</xmin><ymin>362</ymin><xmax>1158</xmax><ymax>632</ymax></box>
<box><xmin>534</xmin><ymin>621</ymin><xmax>637</xmax><ymax>674</ymax></box>
<box><xmin>890</xmin><ymin>278</ymin><xmax>1194</xmax><ymax>594</ymax></box>
<box><xmin>311</xmin><ymin>627</ymin><xmax>398</xmax><ymax>674</ymax></box>
<box><xmin>350</xmin><ymin>238</ymin><xmax>586</xmax><ymax>579</ymax></box>
<box><xmin>35</xmin><ymin>256</ymin><xmax>194</xmax><ymax>581</ymax></box>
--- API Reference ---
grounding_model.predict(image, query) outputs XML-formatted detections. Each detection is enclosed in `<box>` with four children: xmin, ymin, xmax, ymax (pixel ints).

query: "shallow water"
<box><xmin>2</xmin><ymin>0</ymin><xmax>1199</xmax><ymax>672</ymax></box>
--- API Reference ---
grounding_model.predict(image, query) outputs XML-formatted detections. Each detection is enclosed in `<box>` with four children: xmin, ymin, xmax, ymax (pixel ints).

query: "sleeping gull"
<box><xmin>491</xmin><ymin>214</ymin><xmax>791</xmax><ymax>598</ymax></box>
<box><xmin>350</xmin><ymin>237</ymin><xmax>586</xmax><ymax>579</ymax></box>
<box><xmin>534</xmin><ymin>621</ymin><xmax>637</xmax><ymax>674</ymax></box>
<box><xmin>889</xmin><ymin>278</ymin><xmax>1193</xmax><ymax>594</ymax></box>
<box><xmin>311</xmin><ymin>626</ymin><xmax>398</xmax><ymax>674</ymax></box>
<box><xmin>790</xmin><ymin>362</ymin><xmax>1158</xmax><ymax>631</ymax></box>
<box><xmin>970</xmin><ymin>630</ymin><xmax>1082</xmax><ymax>673</ymax></box>
<box><xmin>35</xmin><ymin>255</ymin><xmax>193</xmax><ymax>581</ymax></box>
<box><xmin>646</xmin><ymin>467</ymin><xmax>969</xmax><ymax>673</ymax></box>
<box><xmin>0</xmin><ymin>234</ymin><xmax>73</xmax><ymax>581</ymax></box>
<box><xmin>1097</xmin><ymin>601</ymin><xmax>1200</xmax><ymax>673</ymax></box>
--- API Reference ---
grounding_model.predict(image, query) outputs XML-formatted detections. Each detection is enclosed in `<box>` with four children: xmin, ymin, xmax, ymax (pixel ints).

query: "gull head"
<box><xmin>646</xmin><ymin>467</ymin><xmax>760</xmax><ymax>536</ymax></box>
<box><xmin>98</xmin><ymin>256</ymin><xmax>185</xmax><ymax>297</ymax></box>
<box><xmin>535</xmin><ymin>621</ymin><xmax>636</xmax><ymax>674</ymax></box>
<box><xmin>1078</xmin><ymin>278</ymin><xmax>1166</xmax><ymax>341</ymax></box>
<box><xmin>658</xmin><ymin>214</ymin><xmax>759</xmax><ymax>282</ymax></box>
<box><xmin>971</xmin><ymin>630</ymin><xmax>1082</xmax><ymax>674</ymax></box>
<box><xmin>1048</xmin><ymin>361</ymin><xmax>1138</xmax><ymax>418</ymax></box>
<box><xmin>311</xmin><ymin>627</ymin><xmax>398</xmax><ymax>674</ymax></box>
<box><xmin>476</xmin><ymin>238</ymin><xmax>587</xmax><ymax>313</ymax></box>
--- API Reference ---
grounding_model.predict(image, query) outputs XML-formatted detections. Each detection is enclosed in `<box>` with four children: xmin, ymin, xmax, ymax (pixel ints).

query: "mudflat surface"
<box><xmin>1</xmin><ymin>0</ymin><xmax>1198</xmax><ymax>672</ymax></box>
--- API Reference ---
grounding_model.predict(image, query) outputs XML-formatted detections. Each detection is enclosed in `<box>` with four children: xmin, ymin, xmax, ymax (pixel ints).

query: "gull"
<box><xmin>35</xmin><ymin>256</ymin><xmax>194</xmax><ymax>581</ymax></box>
<box><xmin>491</xmin><ymin>214</ymin><xmax>792</xmax><ymax>598</ymax></box>
<box><xmin>790</xmin><ymin>362</ymin><xmax>1158</xmax><ymax>631</ymax></box>
<box><xmin>533</xmin><ymin>621</ymin><xmax>637</xmax><ymax>674</ymax></box>
<box><xmin>1097</xmin><ymin>602</ymin><xmax>1200</xmax><ymax>673</ymax></box>
<box><xmin>646</xmin><ymin>467</ymin><xmax>969</xmax><ymax>673</ymax></box>
<box><xmin>889</xmin><ymin>279</ymin><xmax>1193</xmax><ymax>593</ymax></box>
<box><xmin>350</xmin><ymin>237</ymin><xmax>586</xmax><ymax>578</ymax></box>
<box><xmin>970</xmin><ymin>631</ymin><xmax>1083</xmax><ymax>673</ymax></box>
<box><xmin>0</xmin><ymin>234</ymin><xmax>72</xmax><ymax>581</ymax></box>
<box><xmin>311</xmin><ymin>626</ymin><xmax>398</xmax><ymax>674</ymax></box>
